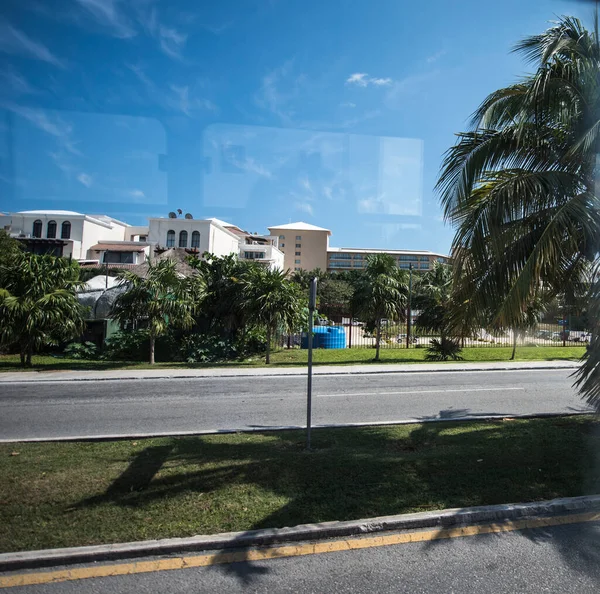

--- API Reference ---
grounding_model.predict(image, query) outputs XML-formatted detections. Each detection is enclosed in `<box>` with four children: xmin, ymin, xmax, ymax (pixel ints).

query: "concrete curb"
<box><xmin>0</xmin><ymin>411</ymin><xmax>592</xmax><ymax>444</ymax></box>
<box><xmin>0</xmin><ymin>361</ymin><xmax>582</xmax><ymax>384</ymax></box>
<box><xmin>1</xmin><ymin>494</ymin><xmax>599</xmax><ymax>572</ymax></box>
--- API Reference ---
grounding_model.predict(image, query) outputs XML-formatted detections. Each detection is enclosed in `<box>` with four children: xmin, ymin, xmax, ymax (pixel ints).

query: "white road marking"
<box><xmin>316</xmin><ymin>387</ymin><xmax>525</xmax><ymax>398</ymax></box>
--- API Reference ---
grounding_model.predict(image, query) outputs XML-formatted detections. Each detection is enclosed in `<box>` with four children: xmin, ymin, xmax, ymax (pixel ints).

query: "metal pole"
<box><xmin>307</xmin><ymin>277</ymin><xmax>317</xmax><ymax>450</ymax></box>
<box><xmin>406</xmin><ymin>264</ymin><xmax>413</xmax><ymax>349</ymax></box>
<box><xmin>105</xmin><ymin>250</ymin><xmax>109</xmax><ymax>289</ymax></box>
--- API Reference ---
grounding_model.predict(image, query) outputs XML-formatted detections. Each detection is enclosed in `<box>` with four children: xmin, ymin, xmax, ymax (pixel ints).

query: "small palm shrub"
<box><xmin>425</xmin><ymin>338</ymin><xmax>463</xmax><ymax>361</ymax></box>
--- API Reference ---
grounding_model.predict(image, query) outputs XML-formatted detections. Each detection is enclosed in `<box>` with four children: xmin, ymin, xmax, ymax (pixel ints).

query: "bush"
<box><xmin>425</xmin><ymin>338</ymin><xmax>464</xmax><ymax>361</ymax></box>
<box><xmin>179</xmin><ymin>329</ymin><xmax>266</xmax><ymax>363</ymax></box>
<box><xmin>179</xmin><ymin>333</ymin><xmax>238</xmax><ymax>363</ymax></box>
<box><xmin>102</xmin><ymin>330</ymin><xmax>179</xmax><ymax>362</ymax></box>
<box><xmin>63</xmin><ymin>341</ymin><xmax>98</xmax><ymax>360</ymax></box>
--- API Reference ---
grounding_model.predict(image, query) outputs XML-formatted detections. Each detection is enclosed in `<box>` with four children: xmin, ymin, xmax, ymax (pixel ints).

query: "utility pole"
<box><xmin>306</xmin><ymin>277</ymin><xmax>317</xmax><ymax>450</ymax></box>
<box><xmin>406</xmin><ymin>263</ymin><xmax>413</xmax><ymax>349</ymax></box>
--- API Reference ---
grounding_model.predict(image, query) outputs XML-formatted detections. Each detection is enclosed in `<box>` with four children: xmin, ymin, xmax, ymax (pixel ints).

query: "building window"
<box><xmin>295</xmin><ymin>267</ymin><xmax>301</xmax><ymax>270</ymax></box>
<box><xmin>419</xmin><ymin>263</ymin><xmax>429</xmax><ymax>270</ymax></box>
<box><xmin>295</xmin><ymin>251</ymin><xmax>301</xmax><ymax>256</ymax></box>
<box><xmin>191</xmin><ymin>231</ymin><xmax>200</xmax><ymax>248</ymax></box>
<box><xmin>437</xmin><ymin>257</ymin><xmax>447</xmax><ymax>264</ymax></box>
<box><xmin>353</xmin><ymin>254</ymin><xmax>363</xmax><ymax>259</ymax></box>
<box><xmin>329</xmin><ymin>253</ymin><xmax>352</xmax><ymax>260</ymax></box>
<box><xmin>296</xmin><ymin>235</ymin><xmax>302</xmax><ymax>240</ymax></box>
<box><xmin>61</xmin><ymin>221</ymin><xmax>71</xmax><ymax>239</ymax></box>
<box><xmin>329</xmin><ymin>262</ymin><xmax>352</xmax><ymax>269</ymax></box>
<box><xmin>139</xmin><ymin>235</ymin><xmax>147</xmax><ymax>242</ymax></box>
<box><xmin>103</xmin><ymin>251</ymin><xmax>134</xmax><ymax>264</ymax></box>
<box><xmin>179</xmin><ymin>230</ymin><xmax>188</xmax><ymax>248</ymax></box>
<box><xmin>295</xmin><ymin>259</ymin><xmax>301</xmax><ymax>264</ymax></box>
<box><xmin>279</xmin><ymin>235</ymin><xmax>285</xmax><ymax>240</ymax></box>
<box><xmin>280</xmin><ymin>242</ymin><xmax>285</xmax><ymax>247</ymax></box>
<box><xmin>47</xmin><ymin>220</ymin><xmax>57</xmax><ymax>238</ymax></box>
<box><xmin>399</xmin><ymin>254</ymin><xmax>418</xmax><ymax>261</ymax></box>
<box><xmin>245</xmin><ymin>251</ymin><xmax>265</xmax><ymax>259</ymax></box>
<box><xmin>32</xmin><ymin>220</ymin><xmax>42</xmax><ymax>238</ymax></box>
<box><xmin>399</xmin><ymin>263</ymin><xmax>411</xmax><ymax>269</ymax></box>
<box><xmin>166</xmin><ymin>230</ymin><xmax>175</xmax><ymax>247</ymax></box>
<box><xmin>295</xmin><ymin>243</ymin><xmax>301</xmax><ymax>248</ymax></box>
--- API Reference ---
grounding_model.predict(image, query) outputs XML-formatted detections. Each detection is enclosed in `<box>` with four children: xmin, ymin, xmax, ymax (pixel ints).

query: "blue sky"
<box><xmin>0</xmin><ymin>0</ymin><xmax>588</xmax><ymax>254</ymax></box>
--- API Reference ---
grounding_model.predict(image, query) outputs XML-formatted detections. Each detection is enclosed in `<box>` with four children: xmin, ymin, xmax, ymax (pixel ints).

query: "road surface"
<box><xmin>0</xmin><ymin>368</ymin><xmax>591</xmax><ymax>440</ymax></box>
<box><xmin>3</xmin><ymin>520</ymin><xmax>600</xmax><ymax>593</ymax></box>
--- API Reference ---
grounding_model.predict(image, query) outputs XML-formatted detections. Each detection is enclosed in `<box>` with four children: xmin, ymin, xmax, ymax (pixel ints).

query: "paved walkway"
<box><xmin>0</xmin><ymin>360</ymin><xmax>581</xmax><ymax>383</ymax></box>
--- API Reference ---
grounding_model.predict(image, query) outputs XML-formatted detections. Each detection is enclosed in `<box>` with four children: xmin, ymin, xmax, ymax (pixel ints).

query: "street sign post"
<box><xmin>306</xmin><ymin>277</ymin><xmax>317</xmax><ymax>450</ymax></box>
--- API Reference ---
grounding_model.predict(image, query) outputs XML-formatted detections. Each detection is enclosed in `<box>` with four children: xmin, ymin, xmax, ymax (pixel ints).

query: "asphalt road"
<box><xmin>5</xmin><ymin>521</ymin><xmax>600</xmax><ymax>593</ymax></box>
<box><xmin>0</xmin><ymin>369</ymin><xmax>591</xmax><ymax>440</ymax></box>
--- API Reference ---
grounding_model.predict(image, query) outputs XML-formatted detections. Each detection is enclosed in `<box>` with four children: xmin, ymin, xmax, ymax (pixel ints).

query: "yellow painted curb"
<box><xmin>2</xmin><ymin>511</ymin><xmax>599</xmax><ymax>589</ymax></box>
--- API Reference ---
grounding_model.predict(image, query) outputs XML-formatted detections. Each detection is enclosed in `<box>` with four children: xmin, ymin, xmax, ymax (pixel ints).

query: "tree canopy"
<box><xmin>0</xmin><ymin>253</ymin><xmax>84</xmax><ymax>366</ymax></box>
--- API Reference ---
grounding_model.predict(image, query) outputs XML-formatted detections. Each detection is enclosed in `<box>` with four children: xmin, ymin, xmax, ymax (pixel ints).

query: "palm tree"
<box><xmin>189</xmin><ymin>254</ymin><xmax>256</xmax><ymax>338</ymax></box>
<box><xmin>244</xmin><ymin>267</ymin><xmax>303</xmax><ymax>364</ymax></box>
<box><xmin>352</xmin><ymin>254</ymin><xmax>407</xmax><ymax>361</ymax></box>
<box><xmin>415</xmin><ymin>262</ymin><xmax>454</xmax><ymax>342</ymax></box>
<box><xmin>437</xmin><ymin>16</ymin><xmax>600</xmax><ymax>335</ymax></box>
<box><xmin>110</xmin><ymin>259</ymin><xmax>197</xmax><ymax>364</ymax></box>
<box><xmin>0</xmin><ymin>253</ymin><xmax>84</xmax><ymax>366</ymax></box>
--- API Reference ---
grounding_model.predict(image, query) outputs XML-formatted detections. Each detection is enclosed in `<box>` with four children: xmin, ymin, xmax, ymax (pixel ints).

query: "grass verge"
<box><xmin>1</xmin><ymin>416</ymin><xmax>599</xmax><ymax>553</ymax></box>
<box><xmin>0</xmin><ymin>346</ymin><xmax>586</xmax><ymax>372</ymax></box>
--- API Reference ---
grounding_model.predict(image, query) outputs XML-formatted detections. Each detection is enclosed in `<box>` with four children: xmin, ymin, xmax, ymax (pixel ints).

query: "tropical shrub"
<box><xmin>425</xmin><ymin>338</ymin><xmax>464</xmax><ymax>361</ymax></box>
<box><xmin>64</xmin><ymin>341</ymin><xmax>98</xmax><ymax>360</ymax></box>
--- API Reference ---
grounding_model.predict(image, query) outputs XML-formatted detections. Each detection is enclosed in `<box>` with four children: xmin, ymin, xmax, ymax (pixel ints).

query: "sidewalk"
<box><xmin>0</xmin><ymin>359</ymin><xmax>581</xmax><ymax>383</ymax></box>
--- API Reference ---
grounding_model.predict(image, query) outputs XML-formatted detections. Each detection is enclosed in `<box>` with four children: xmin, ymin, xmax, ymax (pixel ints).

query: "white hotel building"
<box><xmin>1</xmin><ymin>211</ymin><xmax>447</xmax><ymax>273</ymax></box>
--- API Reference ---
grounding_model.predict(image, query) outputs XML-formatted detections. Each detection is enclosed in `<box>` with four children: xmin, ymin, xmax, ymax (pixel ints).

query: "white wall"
<box><xmin>148</xmin><ymin>219</ymin><xmax>240</xmax><ymax>256</ymax></box>
<box><xmin>125</xmin><ymin>225</ymin><xmax>150</xmax><ymax>241</ymax></box>
<box><xmin>0</xmin><ymin>212</ymin><xmax>86</xmax><ymax>259</ymax></box>
<box><xmin>81</xmin><ymin>220</ymin><xmax>125</xmax><ymax>260</ymax></box>
<box><xmin>210</xmin><ymin>225</ymin><xmax>242</xmax><ymax>257</ymax></box>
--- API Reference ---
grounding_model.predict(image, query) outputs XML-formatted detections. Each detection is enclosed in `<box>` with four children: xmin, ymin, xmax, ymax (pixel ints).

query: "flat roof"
<box><xmin>328</xmin><ymin>247</ymin><xmax>449</xmax><ymax>258</ymax></box>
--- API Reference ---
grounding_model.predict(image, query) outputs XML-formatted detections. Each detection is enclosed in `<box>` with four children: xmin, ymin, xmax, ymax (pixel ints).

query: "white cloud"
<box><xmin>346</xmin><ymin>73</ymin><xmax>369</xmax><ymax>87</ymax></box>
<box><xmin>358</xmin><ymin>195</ymin><xmax>386</xmax><ymax>214</ymax></box>
<box><xmin>168</xmin><ymin>85</ymin><xmax>217</xmax><ymax>116</ymax></box>
<box><xmin>299</xmin><ymin>177</ymin><xmax>311</xmax><ymax>191</ymax></box>
<box><xmin>0</xmin><ymin>21</ymin><xmax>64</xmax><ymax>67</ymax></box>
<box><xmin>294</xmin><ymin>202</ymin><xmax>314</xmax><ymax>216</ymax></box>
<box><xmin>346</xmin><ymin>73</ymin><xmax>392</xmax><ymax>88</ymax></box>
<box><xmin>340</xmin><ymin>102</ymin><xmax>356</xmax><ymax>108</ymax></box>
<box><xmin>370</xmin><ymin>77</ymin><xmax>392</xmax><ymax>86</ymax></box>
<box><xmin>77</xmin><ymin>173</ymin><xmax>93</xmax><ymax>187</ymax></box>
<box><xmin>255</xmin><ymin>60</ymin><xmax>306</xmax><ymax>124</ymax></box>
<box><xmin>158</xmin><ymin>26</ymin><xmax>187</xmax><ymax>60</ymax></box>
<box><xmin>6</xmin><ymin>106</ymin><xmax>80</xmax><ymax>154</ymax></box>
<box><xmin>426</xmin><ymin>49</ymin><xmax>447</xmax><ymax>64</ymax></box>
<box><xmin>75</xmin><ymin>0</ymin><xmax>136</xmax><ymax>38</ymax></box>
<box><xmin>0</xmin><ymin>68</ymin><xmax>38</xmax><ymax>95</ymax></box>
<box><xmin>128</xmin><ymin>189</ymin><xmax>145</xmax><ymax>198</ymax></box>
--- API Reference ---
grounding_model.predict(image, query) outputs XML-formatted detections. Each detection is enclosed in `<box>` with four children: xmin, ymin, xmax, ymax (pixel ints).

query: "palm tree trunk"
<box><xmin>149</xmin><ymin>334</ymin><xmax>156</xmax><ymax>365</ymax></box>
<box><xmin>25</xmin><ymin>346</ymin><xmax>32</xmax><ymax>367</ymax></box>
<box><xmin>265</xmin><ymin>326</ymin><xmax>271</xmax><ymax>364</ymax></box>
<box><xmin>510</xmin><ymin>330</ymin><xmax>517</xmax><ymax>360</ymax></box>
<box><xmin>375</xmin><ymin>319</ymin><xmax>381</xmax><ymax>361</ymax></box>
<box><xmin>19</xmin><ymin>347</ymin><xmax>25</xmax><ymax>367</ymax></box>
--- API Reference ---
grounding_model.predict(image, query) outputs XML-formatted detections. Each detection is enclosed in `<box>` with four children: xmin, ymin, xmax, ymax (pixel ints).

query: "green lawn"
<box><xmin>1</xmin><ymin>416</ymin><xmax>599</xmax><ymax>553</ymax></box>
<box><xmin>0</xmin><ymin>345</ymin><xmax>585</xmax><ymax>372</ymax></box>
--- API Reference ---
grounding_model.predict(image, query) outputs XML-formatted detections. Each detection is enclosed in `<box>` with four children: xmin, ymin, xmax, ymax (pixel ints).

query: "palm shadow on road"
<box><xmin>72</xmin><ymin>415</ymin><xmax>600</xmax><ymax>585</ymax></box>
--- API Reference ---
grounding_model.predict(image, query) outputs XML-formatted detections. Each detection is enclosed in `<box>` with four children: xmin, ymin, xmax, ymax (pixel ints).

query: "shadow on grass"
<box><xmin>414</xmin><ymin>419</ymin><xmax>600</xmax><ymax>582</ymax></box>
<box><xmin>72</xmin><ymin>416</ymin><xmax>600</xmax><ymax>584</ymax></box>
